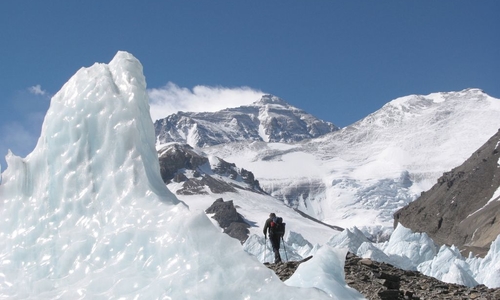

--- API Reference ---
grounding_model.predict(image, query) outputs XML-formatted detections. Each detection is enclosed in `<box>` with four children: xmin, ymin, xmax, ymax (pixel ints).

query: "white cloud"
<box><xmin>147</xmin><ymin>82</ymin><xmax>265</xmax><ymax>122</ymax></box>
<box><xmin>28</xmin><ymin>84</ymin><xmax>47</xmax><ymax>96</ymax></box>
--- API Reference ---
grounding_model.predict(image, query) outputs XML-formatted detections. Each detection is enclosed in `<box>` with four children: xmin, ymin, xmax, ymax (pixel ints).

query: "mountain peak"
<box><xmin>389</xmin><ymin>88</ymin><xmax>488</xmax><ymax>109</ymax></box>
<box><xmin>254</xmin><ymin>94</ymin><xmax>288</xmax><ymax>106</ymax></box>
<box><xmin>155</xmin><ymin>95</ymin><xmax>338</xmax><ymax>147</ymax></box>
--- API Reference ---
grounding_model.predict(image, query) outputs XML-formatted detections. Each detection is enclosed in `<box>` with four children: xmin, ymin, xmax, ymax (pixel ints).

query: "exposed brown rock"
<box><xmin>394</xmin><ymin>129</ymin><xmax>500</xmax><ymax>257</ymax></box>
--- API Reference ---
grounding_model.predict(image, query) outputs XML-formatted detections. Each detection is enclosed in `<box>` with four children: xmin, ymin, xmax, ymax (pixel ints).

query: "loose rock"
<box><xmin>265</xmin><ymin>252</ymin><xmax>500</xmax><ymax>299</ymax></box>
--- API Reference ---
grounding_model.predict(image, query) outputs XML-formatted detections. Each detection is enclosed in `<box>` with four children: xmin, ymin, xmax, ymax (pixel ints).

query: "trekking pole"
<box><xmin>264</xmin><ymin>235</ymin><xmax>267</xmax><ymax>262</ymax></box>
<box><xmin>281</xmin><ymin>236</ymin><xmax>288</xmax><ymax>262</ymax></box>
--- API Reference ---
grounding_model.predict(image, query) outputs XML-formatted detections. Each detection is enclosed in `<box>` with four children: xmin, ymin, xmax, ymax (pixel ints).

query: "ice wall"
<box><xmin>0</xmin><ymin>52</ymin><xmax>341</xmax><ymax>299</ymax></box>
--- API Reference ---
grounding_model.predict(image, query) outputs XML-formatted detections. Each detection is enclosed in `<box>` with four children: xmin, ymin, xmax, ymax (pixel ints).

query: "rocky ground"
<box><xmin>265</xmin><ymin>252</ymin><xmax>500</xmax><ymax>300</ymax></box>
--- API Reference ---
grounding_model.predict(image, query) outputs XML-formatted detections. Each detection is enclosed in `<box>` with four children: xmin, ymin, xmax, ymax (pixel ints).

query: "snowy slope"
<box><xmin>198</xmin><ymin>88</ymin><xmax>500</xmax><ymax>239</ymax></box>
<box><xmin>0</xmin><ymin>52</ymin><xmax>363</xmax><ymax>299</ymax></box>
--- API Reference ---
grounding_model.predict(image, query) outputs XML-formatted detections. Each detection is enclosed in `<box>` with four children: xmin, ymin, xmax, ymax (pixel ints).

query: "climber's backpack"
<box><xmin>270</xmin><ymin>216</ymin><xmax>286</xmax><ymax>238</ymax></box>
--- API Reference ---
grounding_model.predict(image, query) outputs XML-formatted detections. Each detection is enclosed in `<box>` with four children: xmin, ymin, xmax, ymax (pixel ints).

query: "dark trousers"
<box><xmin>269</xmin><ymin>234</ymin><xmax>282</xmax><ymax>263</ymax></box>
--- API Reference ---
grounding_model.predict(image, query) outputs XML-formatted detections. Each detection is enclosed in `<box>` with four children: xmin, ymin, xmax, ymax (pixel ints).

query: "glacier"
<box><xmin>0</xmin><ymin>52</ymin><xmax>364</xmax><ymax>299</ymax></box>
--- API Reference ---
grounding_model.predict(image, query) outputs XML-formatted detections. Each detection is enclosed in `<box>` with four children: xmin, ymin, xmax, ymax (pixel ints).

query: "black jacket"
<box><xmin>263</xmin><ymin>217</ymin><xmax>274</xmax><ymax>236</ymax></box>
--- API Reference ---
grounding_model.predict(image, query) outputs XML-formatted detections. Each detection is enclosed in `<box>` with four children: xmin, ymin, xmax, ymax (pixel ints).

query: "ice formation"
<box><xmin>0</xmin><ymin>52</ymin><xmax>353</xmax><ymax>299</ymax></box>
<box><xmin>418</xmin><ymin>245</ymin><xmax>478</xmax><ymax>287</ymax></box>
<box><xmin>468</xmin><ymin>235</ymin><xmax>500</xmax><ymax>288</ymax></box>
<box><xmin>286</xmin><ymin>246</ymin><xmax>365</xmax><ymax>299</ymax></box>
<box><xmin>325</xmin><ymin>224</ymin><xmax>500</xmax><ymax>288</ymax></box>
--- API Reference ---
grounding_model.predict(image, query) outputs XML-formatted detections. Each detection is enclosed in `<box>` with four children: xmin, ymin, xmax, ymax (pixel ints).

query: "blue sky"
<box><xmin>1</xmin><ymin>1</ymin><xmax>499</xmax><ymax>170</ymax></box>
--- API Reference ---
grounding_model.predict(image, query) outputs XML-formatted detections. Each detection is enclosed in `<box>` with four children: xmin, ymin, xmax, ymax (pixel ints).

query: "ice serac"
<box><xmin>34</xmin><ymin>51</ymin><xmax>171</xmax><ymax>203</ymax></box>
<box><xmin>0</xmin><ymin>52</ymin><xmax>336</xmax><ymax>299</ymax></box>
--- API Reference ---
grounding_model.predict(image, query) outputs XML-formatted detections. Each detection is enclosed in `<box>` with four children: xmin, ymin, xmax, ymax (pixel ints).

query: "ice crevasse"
<box><xmin>0</xmin><ymin>52</ymin><xmax>362</xmax><ymax>299</ymax></box>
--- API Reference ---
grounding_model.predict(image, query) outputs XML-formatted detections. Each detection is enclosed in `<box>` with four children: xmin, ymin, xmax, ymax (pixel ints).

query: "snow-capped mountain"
<box><xmin>154</xmin><ymin>94</ymin><xmax>338</xmax><ymax>147</ymax></box>
<box><xmin>183</xmin><ymin>88</ymin><xmax>500</xmax><ymax>240</ymax></box>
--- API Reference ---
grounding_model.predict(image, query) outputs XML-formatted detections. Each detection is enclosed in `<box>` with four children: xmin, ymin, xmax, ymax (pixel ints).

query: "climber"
<box><xmin>263</xmin><ymin>213</ymin><xmax>284</xmax><ymax>263</ymax></box>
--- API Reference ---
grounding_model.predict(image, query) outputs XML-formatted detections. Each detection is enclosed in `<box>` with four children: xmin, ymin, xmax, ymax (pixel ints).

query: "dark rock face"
<box><xmin>158</xmin><ymin>143</ymin><xmax>208</xmax><ymax>183</ymax></box>
<box><xmin>394</xmin><ymin>129</ymin><xmax>500</xmax><ymax>257</ymax></box>
<box><xmin>176</xmin><ymin>175</ymin><xmax>237</xmax><ymax>195</ymax></box>
<box><xmin>265</xmin><ymin>253</ymin><xmax>500</xmax><ymax>299</ymax></box>
<box><xmin>239</xmin><ymin>168</ymin><xmax>261</xmax><ymax>191</ymax></box>
<box><xmin>158</xmin><ymin>143</ymin><xmax>264</xmax><ymax>195</ymax></box>
<box><xmin>205</xmin><ymin>198</ymin><xmax>250</xmax><ymax>243</ymax></box>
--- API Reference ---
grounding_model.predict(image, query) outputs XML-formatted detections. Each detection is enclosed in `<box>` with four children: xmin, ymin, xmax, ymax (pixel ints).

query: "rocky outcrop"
<box><xmin>265</xmin><ymin>253</ymin><xmax>500</xmax><ymax>299</ymax></box>
<box><xmin>394</xmin><ymin>129</ymin><xmax>500</xmax><ymax>257</ymax></box>
<box><xmin>158</xmin><ymin>143</ymin><xmax>264</xmax><ymax>195</ymax></box>
<box><xmin>205</xmin><ymin>198</ymin><xmax>250</xmax><ymax>243</ymax></box>
<box><xmin>158</xmin><ymin>143</ymin><xmax>208</xmax><ymax>183</ymax></box>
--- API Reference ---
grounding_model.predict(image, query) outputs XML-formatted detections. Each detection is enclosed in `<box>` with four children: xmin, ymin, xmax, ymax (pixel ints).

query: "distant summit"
<box><xmin>349</xmin><ymin>88</ymin><xmax>493</xmax><ymax>131</ymax></box>
<box><xmin>254</xmin><ymin>94</ymin><xmax>288</xmax><ymax>106</ymax></box>
<box><xmin>154</xmin><ymin>94</ymin><xmax>338</xmax><ymax>147</ymax></box>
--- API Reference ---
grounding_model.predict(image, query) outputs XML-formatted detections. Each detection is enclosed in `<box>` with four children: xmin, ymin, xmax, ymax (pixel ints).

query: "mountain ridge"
<box><xmin>154</xmin><ymin>94</ymin><xmax>338</xmax><ymax>147</ymax></box>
